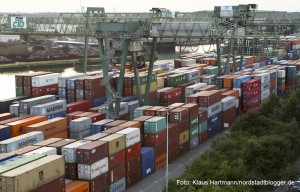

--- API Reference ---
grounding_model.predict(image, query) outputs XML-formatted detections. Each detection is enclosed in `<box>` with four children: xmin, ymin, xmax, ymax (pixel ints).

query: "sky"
<box><xmin>0</xmin><ymin>0</ymin><xmax>299</xmax><ymax>13</ymax></box>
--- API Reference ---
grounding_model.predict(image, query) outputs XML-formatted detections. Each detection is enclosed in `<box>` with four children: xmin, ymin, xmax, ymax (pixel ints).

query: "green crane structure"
<box><xmin>1</xmin><ymin>5</ymin><xmax>300</xmax><ymax>118</ymax></box>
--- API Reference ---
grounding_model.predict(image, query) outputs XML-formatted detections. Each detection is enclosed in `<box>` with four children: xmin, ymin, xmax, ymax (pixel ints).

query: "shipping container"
<box><xmin>90</xmin><ymin>119</ymin><xmax>114</xmax><ymax>134</ymax></box>
<box><xmin>83</xmin><ymin>132</ymin><xmax>110</xmax><ymax>141</ymax></box>
<box><xmin>0</xmin><ymin>155</ymin><xmax>65</xmax><ymax>192</ymax></box>
<box><xmin>78</xmin><ymin>157</ymin><xmax>109</xmax><ymax>180</ymax></box>
<box><xmin>61</xmin><ymin>140</ymin><xmax>91</xmax><ymax>163</ymax></box>
<box><xmin>67</xmin><ymin>100</ymin><xmax>92</xmax><ymax>114</ymax></box>
<box><xmin>77</xmin><ymin>140</ymin><xmax>108</xmax><ymax>165</ymax></box>
<box><xmin>109</xmin><ymin>149</ymin><xmax>125</xmax><ymax>170</ymax></box>
<box><xmin>31</xmin><ymin>73</ymin><xmax>61</xmax><ymax>88</ymax></box>
<box><xmin>23</xmin><ymin>146</ymin><xmax>57</xmax><ymax>156</ymax></box>
<box><xmin>126</xmin><ymin>169</ymin><xmax>141</xmax><ymax>188</ymax></box>
<box><xmin>198</xmin><ymin>90</ymin><xmax>221</xmax><ymax>107</ymax></box>
<box><xmin>125</xmin><ymin>142</ymin><xmax>141</xmax><ymax>160</ymax></box>
<box><xmin>0</xmin><ymin>96</ymin><xmax>29</xmax><ymax>114</ymax></box>
<box><xmin>66</xmin><ymin>180</ymin><xmax>90</xmax><ymax>192</ymax></box>
<box><xmin>0</xmin><ymin>131</ymin><xmax>44</xmax><ymax>153</ymax></box>
<box><xmin>199</xmin><ymin>101</ymin><xmax>222</xmax><ymax>118</ymax></box>
<box><xmin>26</xmin><ymin>117</ymin><xmax>67</xmax><ymax>138</ymax></box>
<box><xmin>0</xmin><ymin>125</ymin><xmax>10</xmax><ymax>141</ymax></box>
<box><xmin>190</xmin><ymin>137</ymin><xmax>199</xmax><ymax>150</ymax></box>
<box><xmin>221</xmin><ymin>96</ymin><xmax>236</xmax><ymax>111</ymax></box>
<box><xmin>155</xmin><ymin>153</ymin><xmax>166</xmax><ymax>171</ymax></box>
<box><xmin>0</xmin><ymin>153</ymin><xmax>16</xmax><ymax>163</ymax></box>
<box><xmin>30</xmin><ymin>100</ymin><xmax>66</xmax><ymax>117</ymax></box>
<box><xmin>116</xmin><ymin>128</ymin><xmax>140</xmax><ymax>148</ymax></box>
<box><xmin>141</xmin><ymin>147</ymin><xmax>155</xmax><ymax>179</ymax></box>
<box><xmin>86</xmin><ymin>172</ymin><xmax>110</xmax><ymax>192</ymax></box>
<box><xmin>110</xmin><ymin>177</ymin><xmax>126</xmax><ymax>192</ymax></box>
<box><xmin>133</xmin><ymin>106</ymin><xmax>153</xmax><ymax>119</ymax></box>
<box><xmin>100</xmin><ymin>134</ymin><xmax>125</xmax><ymax>156</ymax></box>
<box><xmin>70</xmin><ymin>117</ymin><xmax>92</xmax><ymax>133</ymax></box>
<box><xmin>103</xmin><ymin>120</ymin><xmax>127</xmax><ymax>130</ymax></box>
<box><xmin>30</xmin><ymin>175</ymin><xmax>65</xmax><ymax>192</ymax></box>
<box><xmin>144</xmin><ymin>116</ymin><xmax>166</xmax><ymax>134</ymax></box>
<box><xmin>65</xmin><ymin>162</ymin><xmax>78</xmax><ymax>180</ymax></box>
<box><xmin>32</xmin><ymin>84</ymin><xmax>59</xmax><ymax>97</ymax></box>
<box><xmin>110</xmin><ymin>163</ymin><xmax>126</xmax><ymax>184</ymax></box>
<box><xmin>33</xmin><ymin>138</ymin><xmax>63</xmax><ymax>147</ymax></box>
<box><xmin>0</xmin><ymin>113</ymin><xmax>14</xmax><ymax>122</ymax></box>
<box><xmin>48</xmin><ymin>139</ymin><xmax>76</xmax><ymax>155</ymax></box>
<box><xmin>19</xmin><ymin>95</ymin><xmax>56</xmax><ymax>115</ymax></box>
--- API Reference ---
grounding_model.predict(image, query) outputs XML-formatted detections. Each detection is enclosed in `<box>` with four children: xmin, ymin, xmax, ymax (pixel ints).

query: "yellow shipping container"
<box><xmin>0</xmin><ymin>155</ymin><xmax>65</xmax><ymax>192</ymax></box>
<box><xmin>157</xmin><ymin>77</ymin><xmax>165</xmax><ymax>89</ymax></box>
<box><xmin>179</xmin><ymin>130</ymin><xmax>189</xmax><ymax>145</ymax></box>
<box><xmin>100</xmin><ymin>134</ymin><xmax>125</xmax><ymax>156</ymax></box>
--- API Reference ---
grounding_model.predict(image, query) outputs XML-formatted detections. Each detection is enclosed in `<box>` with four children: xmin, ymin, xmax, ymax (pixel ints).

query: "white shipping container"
<box><xmin>181</xmin><ymin>58</ymin><xmax>196</xmax><ymax>66</ymax></box>
<box><xmin>58</xmin><ymin>74</ymin><xmax>86</xmax><ymax>88</ymax></box>
<box><xmin>78</xmin><ymin>157</ymin><xmax>109</xmax><ymax>180</ymax></box>
<box><xmin>261</xmin><ymin>82</ymin><xmax>270</xmax><ymax>92</ymax></box>
<box><xmin>110</xmin><ymin>177</ymin><xmax>126</xmax><ymax>192</ymax></box>
<box><xmin>23</xmin><ymin>146</ymin><xmax>57</xmax><ymax>156</ymax></box>
<box><xmin>261</xmin><ymin>89</ymin><xmax>270</xmax><ymax>100</ymax></box>
<box><xmin>113</xmin><ymin>102</ymin><xmax>129</xmax><ymax>116</ymax></box>
<box><xmin>185</xmin><ymin>83</ymin><xmax>207</xmax><ymax>97</ymax></box>
<box><xmin>9</xmin><ymin>103</ymin><xmax>19</xmax><ymax>117</ymax></box>
<box><xmin>30</xmin><ymin>100</ymin><xmax>67</xmax><ymax>116</ymax></box>
<box><xmin>254</xmin><ymin>73</ymin><xmax>270</xmax><ymax>84</ymax></box>
<box><xmin>70</xmin><ymin>117</ymin><xmax>92</xmax><ymax>133</ymax></box>
<box><xmin>31</xmin><ymin>73</ymin><xmax>61</xmax><ymax>87</ymax></box>
<box><xmin>199</xmin><ymin>101</ymin><xmax>222</xmax><ymax>118</ymax></box>
<box><xmin>221</xmin><ymin>96</ymin><xmax>236</xmax><ymax>111</ymax></box>
<box><xmin>0</xmin><ymin>131</ymin><xmax>44</xmax><ymax>153</ymax></box>
<box><xmin>19</xmin><ymin>95</ymin><xmax>56</xmax><ymax>115</ymax></box>
<box><xmin>61</xmin><ymin>140</ymin><xmax>91</xmax><ymax>163</ymax></box>
<box><xmin>116</xmin><ymin>128</ymin><xmax>140</xmax><ymax>147</ymax></box>
<box><xmin>277</xmin><ymin>70</ymin><xmax>286</xmax><ymax>78</ymax></box>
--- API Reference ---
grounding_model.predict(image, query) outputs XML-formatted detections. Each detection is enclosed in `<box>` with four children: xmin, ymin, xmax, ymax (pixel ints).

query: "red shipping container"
<box><xmin>179</xmin><ymin>141</ymin><xmax>190</xmax><ymax>155</ymax></box>
<box><xmin>187</xmin><ymin>93</ymin><xmax>201</xmax><ymax>106</ymax></box>
<box><xmin>0</xmin><ymin>115</ymin><xmax>31</xmax><ymax>125</ymax></box>
<box><xmin>85</xmin><ymin>172</ymin><xmax>110</xmax><ymax>192</ymax></box>
<box><xmin>23</xmin><ymin>72</ymin><xmax>51</xmax><ymax>86</ymax></box>
<box><xmin>169</xmin><ymin>146</ymin><xmax>179</xmax><ymax>163</ymax></box>
<box><xmin>126</xmin><ymin>156</ymin><xmax>141</xmax><ymax>174</ymax></box>
<box><xmin>243</xmin><ymin>87</ymin><xmax>261</xmax><ymax>99</ymax></box>
<box><xmin>65</xmin><ymin>163</ymin><xmax>78</xmax><ymax>180</ymax></box>
<box><xmin>177</xmin><ymin>81</ymin><xmax>195</xmax><ymax>97</ymax></box>
<box><xmin>67</xmin><ymin>89</ymin><xmax>76</xmax><ymax>99</ymax></box>
<box><xmin>222</xmin><ymin>107</ymin><xmax>236</xmax><ymax>128</ymax></box>
<box><xmin>23</xmin><ymin>86</ymin><xmax>32</xmax><ymax>97</ymax></box>
<box><xmin>32</xmin><ymin>84</ymin><xmax>58</xmax><ymax>97</ymax></box>
<box><xmin>0</xmin><ymin>113</ymin><xmax>14</xmax><ymax>121</ymax></box>
<box><xmin>177</xmin><ymin>120</ymin><xmax>189</xmax><ymax>133</ymax></box>
<box><xmin>144</xmin><ymin>129</ymin><xmax>166</xmax><ymax>147</ymax></box>
<box><xmin>155</xmin><ymin>106</ymin><xmax>177</xmax><ymax>117</ymax></box>
<box><xmin>75</xmin><ymin>112</ymin><xmax>105</xmax><ymax>123</ymax></box>
<box><xmin>110</xmin><ymin>162</ymin><xmax>126</xmax><ymax>184</ymax></box>
<box><xmin>103</xmin><ymin>126</ymin><xmax>126</xmax><ymax>134</ymax></box>
<box><xmin>84</xmin><ymin>76</ymin><xmax>104</xmax><ymax>90</ymax></box>
<box><xmin>77</xmin><ymin>140</ymin><xmax>109</xmax><ymax>165</ymax></box>
<box><xmin>199</xmin><ymin>130</ymin><xmax>208</xmax><ymax>144</ymax></box>
<box><xmin>198</xmin><ymin>90</ymin><xmax>221</xmax><ymax>107</ymax></box>
<box><xmin>154</xmin><ymin>142</ymin><xmax>167</xmax><ymax>157</ymax></box>
<box><xmin>126</xmin><ymin>169</ymin><xmax>141</xmax><ymax>188</ymax></box>
<box><xmin>123</xmin><ymin>87</ymin><xmax>133</xmax><ymax>96</ymax></box>
<box><xmin>149</xmin><ymin>91</ymin><xmax>157</xmax><ymax>102</ymax></box>
<box><xmin>181</xmin><ymin>103</ymin><xmax>198</xmax><ymax>117</ymax></box>
<box><xmin>198</xmin><ymin>110</ymin><xmax>207</xmax><ymax>123</ymax></box>
<box><xmin>84</xmin><ymin>89</ymin><xmax>105</xmax><ymax>100</ymax></box>
<box><xmin>160</xmin><ymin>88</ymin><xmax>182</xmax><ymax>101</ymax></box>
<box><xmin>126</xmin><ymin>142</ymin><xmax>141</xmax><ymax>160</ymax></box>
<box><xmin>243</xmin><ymin>95</ymin><xmax>261</xmax><ymax>108</ymax></box>
<box><xmin>30</xmin><ymin>175</ymin><xmax>65</xmax><ymax>192</ymax></box>
<box><xmin>124</xmin><ymin>76</ymin><xmax>134</xmax><ymax>87</ymax></box>
<box><xmin>144</xmin><ymin>106</ymin><xmax>163</xmax><ymax>116</ymax></box>
<box><xmin>67</xmin><ymin>100</ymin><xmax>92</xmax><ymax>113</ymax></box>
<box><xmin>169</xmin><ymin>107</ymin><xmax>189</xmax><ymax>123</ymax></box>
<box><xmin>116</xmin><ymin>113</ymin><xmax>130</xmax><ymax>121</ymax></box>
<box><xmin>103</xmin><ymin>120</ymin><xmax>127</xmax><ymax>130</ymax></box>
<box><xmin>15</xmin><ymin>75</ymin><xmax>23</xmax><ymax>86</ymax></box>
<box><xmin>196</xmin><ymin>85</ymin><xmax>217</xmax><ymax>92</ymax></box>
<box><xmin>76</xmin><ymin>78</ymin><xmax>85</xmax><ymax>89</ymax></box>
<box><xmin>109</xmin><ymin>149</ymin><xmax>125</xmax><ymax>169</ymax></box>
<box><xmin>243</xmin><ymin>79</ymin><xmax>261</xmax><ymax>91</ymax></box>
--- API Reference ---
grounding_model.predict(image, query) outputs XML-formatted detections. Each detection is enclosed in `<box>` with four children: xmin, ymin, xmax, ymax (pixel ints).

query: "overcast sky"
<box><xmin>0</xmin><ymin>0</ymin><xmax>299</xmax><ymax>13</ymax></box>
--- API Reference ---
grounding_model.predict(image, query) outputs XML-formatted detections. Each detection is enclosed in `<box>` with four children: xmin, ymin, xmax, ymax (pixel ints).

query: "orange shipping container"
<box><xmin>155</xmin><ymin>153</ymin><xmax>166</xmax><ymax>171</ymax></box>
<box><xmin>26</xmin><ymin>117</ymin><xmax>67</xmax><ymax>138</ymax></box>
<box><xmin>223</xmin><ymin>75</ymin><xmax>241</xmax><ymax>88</ymax></box>
<box><xmin>45</xmin><ymin>130</ymin><xmax>68</xmax><ymax>140</ymax></box>
<box><xmin>66</xmin><ymin>180</ymin><xmax>90</xmax><ymax>192</ymax></box>
<box><xmin>5</xmin><ymin>116</ymin><xmax>46</xmax><ymax>137</ymax></box>
<box><xmin>222</xmin><ymin>90</ymin><xmax>239</xmax><ymax>99</ymax></box>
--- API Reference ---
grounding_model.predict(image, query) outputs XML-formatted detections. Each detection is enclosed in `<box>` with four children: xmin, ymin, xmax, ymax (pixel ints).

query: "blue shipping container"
<box><xmin>92</xmin><ymin>96</ymin><xmax>107</xmax><ymax>107</ymax></box>
<box><xmin>90</xmin><ymin>119</ymin><xmax>114</xmax><ymax>134</ymax></box>
<box><xmin>207</xmin><ymin>112</ymin><xmax>222</xmax><ymax>128</ymax></box>
<box><xmin>46</xmin><ymin>111</ymin><xmax>66</xmax><ymax>120</ymax></box>
<box><xmin>208</xmin><ymin>119</ymin><xmax>222</xmax><ymax>138</ymax></box>
<box><xmin>0</xmin><ymin>125</ymin><xmax>10</xmax><ymax>141</ymax></box>
<box><xmin>67</xmin><ymin>99</ymin><xmax>75</xmax><ymax>104</ymax></box>
<box><xmin>233</xmin><ymin>75</ymin><xmax>251</xmax><ymax>88</ymax></box>
<box><xmin>141</xmin><ymin>147</ymin><xmax>155</xmax><ymax>179</ymax></box>
<box><xmin>287</xmin><ymin>66</ymin><xmax>297</xmax><ymax>74</ymax></box>
<box><xmin>58</xmin><ymin>87</ymin><xmax>66</xmax><ymax>98</ymax></box>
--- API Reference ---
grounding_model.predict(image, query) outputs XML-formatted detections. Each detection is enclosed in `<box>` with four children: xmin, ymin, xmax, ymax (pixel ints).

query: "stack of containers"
<box><xmin>269</xmin><ymin>69</ymin><xmax>278</xmax><ymax>94</ymax></box>
<box><xmin>286</xmin><ymin>66</ymin><xmax>298</xmax><ymax>88</ymax></box>
<box><xmin>75</xmin><ymin>78</ymin><xmax>85</xmax><ymax>101</ymax></box>
<box><xmin>66</xmin><ymin>100</ymin><xmax>92</xmax><ymax>114</ymax></box>
<box><xmin>100</xmin><ymin>134</ymin><xmax>126</xmax><ymax>190</ymax></box>
<box><xmin>185</xmin><ymin>83</ymin><xmax>207</xmax><ymax>102</ymax></box>
<box><xmin>233</xmin><ymin>75</ymin><xmax>251</xmax><ymax>98</ymax></box>
<box><xmin>124</xmin><ymin>75</ymin><xmax>134</xmax><ymax>97</ymax></box>
<box><xmin>160</xmin><ymin>88</ymin><xmax>182</xmax><ymax>106</ymax></box>
<box><xmin>176</xmin><ymin>82</ymin><xmax>195</xmax><ymax>102</ymax></box>
<box><xmin>144</xmin><ymin>117</ymin><xmax>166</xmax><ymax>171</ymax></box>
<box><xmin>198</xmin><ymin>90</ymin><xmax>222</xmax><ymax>138</ymax></box>
<box><xmin>66</xmin><ymin>76</ymin><xmax>87</xmax><ymax>104</ymax></box>
<box><xmin>31</xmin><ymin>73</ymin><xmax>61</xmax><ymax>97</ymax></box>
<box><xmin>19</xmin><ymin>95</ymin><xmax>56</xmax><ymax>116</ymax></box>
<box><xmin>144</xmin><ymin>106</ymin><xmax>163</xmax><ymax>116</ymax></box>
<box><xmin>0</xmin><ymin>96</ymin><xmax>29</xmax><ymax>114</ymax></box>
<box><xmin>242</xmin><ymin>79</ymin><xmax>261</xmax><ymax>112</ymax></box>
<box><xmin>90</xmin><ymin>119</ymin><xmax>114</xmax><ymax>134</ymax></box>
<box><xmin>221</xmin><ymin>96</ymin><xmax>236</xmax><ymax>128</ymax></box>
<box><xmin>202</xmin><ymin>75</ymin><xmax>216</xmax><ymax>85</ymax></box>
<box><xmin>61</xmin><ymin>140</ymin><xmax>91</xmax><ymax>180</ymax></box>
<box><xmin>48</xmin><ymin>139</ymin><xmax>76</xmax><ymax>155</ymax></box>
<box><xmin>26</xmin><ymin>117</ymin><xmax>68</xmax><ymax>139</ymax></box>
<box><xmin>128</xmin><ymin>100</ymin><xmax>139</xmax><ymax>120</ymax></box>
<box><xmin>83</xmin><ymin>132</ymin><xmax>110</xmax><ymax>141</ymax></box>
<box><xmin>157</xmin><ymin>87</ymin><xmax>173</xmax><ymax>101</ymax></box>
<box><xmin>30</xmin><ymin>100</ymin><xmax>67</xmax><ymax>119</ymax></box>
<box><xmin>77</xmin><ymin>140</ymin><xmax>109</xmax><ymax>192</ymax></box>
<box><xmin>167</xmin><ymin>73</ymin><xmax>187</xmax><ymax>87</ymax></box>
<box><xmin>73</xmin><ymin>112</ymin><xmax>105</xmax><ymax>123</ymax></box>
<box><xmin>116</xmin><ymin>128</ymin><xmax>141</xmax><ymax>188</ymax></box>
<box><xmin>166</xmin><ymin>123</ymin><xmax>179</xmax><ymax>162</ymax></box>
<box><xmin>198</xmin><ymin>110</ymin><xmax>208</xmax><ymax>144</ymax></box>
<box><xmin>132</xmin><ymin>116</ymin><xmax>153</xmax><ymax>145</ymax></box>
<box><xmin>58</xmin><ymin>74</ymin><xmax>86</xmax><ymax>101</ymax></box>
<box><xmin>133</xmin><ymin>106</ymin><xmax>152</xmax><ymax>119</ymax></box>
<box><xmin>114</xmin><ymin>102</ymin><xmax>129</xmax><ymax>120</ymax></box>
<box><xmin>0</xmin><ymin>125</ymin><xmax>10</xmax><ymax>141</ymax></box>
<box><xmin>84</xmin><ymin>75</ymin><xmax>107</xmax><ymax>107</ymax></box>
<box><xmin>69</xmin><ymin>117</ymin><xmax>92</xmax><ymax>139</ymax></box>
<box><xmin>277</xmin><ymin>69</ymin><xmax>286</xmax><ymax>96</ymax></box>
<box><xmin>181</xmin><ymin>103</ymin><xmax>199</xmax><ymax>150</ymax></box>
<box><xmin>169</xmin><ymin>108</ymin><xmax>190</xmax><ymax>154</ymax></box>
<box><xmin>23</xmin><ymin>146</ymin><xmax>57</xmax><ymax>156</ymax></box>
<box><xmin>216</xmin><ymin>75</ymin><xmax>230</xmax><ymax>89</ymax></box>
<box><xmin>254</xmin><ymin>73</ymin><xmax>270</xmax><ymax>103</ymax></box>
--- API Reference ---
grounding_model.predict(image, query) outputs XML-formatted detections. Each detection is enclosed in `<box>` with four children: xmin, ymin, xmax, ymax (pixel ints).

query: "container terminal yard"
<box><xmin>1</xmin><ymin>2</ymin><xmax>300</xmax><ymax>192</ymax></box>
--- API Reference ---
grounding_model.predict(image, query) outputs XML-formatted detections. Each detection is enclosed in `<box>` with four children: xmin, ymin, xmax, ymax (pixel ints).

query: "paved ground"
<box><xmin>126</xmin><ymin>130</ymin><xmax>228</xmax><ymax>192</ymax></box>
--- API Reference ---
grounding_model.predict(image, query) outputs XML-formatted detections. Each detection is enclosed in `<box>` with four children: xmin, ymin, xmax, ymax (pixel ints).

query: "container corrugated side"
<box><xmin>78</xmin><ymin>157</ymin><xmax>109</xmax><ymax>180</ymax></box>
<box><xmin>0</xmin><ymin>131</ymin><xmax>44</xmax><ymax>153</ymax></box>
<box><xmin>61</xmin><ymin>140</ymin><xmax>91</xmax><ymax>163</ymax></box>
<box><xmin>30</xmin><ymin>100</ymin><xmax>67</xmax><ymax>116</ymax></box>
<box><xmin>19</xmin><ymin>95</ymin><xmax>56</xmax><ymax>115</ymax></box>
<box><xmin>100</xmin><ymin>134</ymin><xmax>125</xmax><ymax>156</ymax></box>
<box><xmin>23</xmin><ymin>146</ymin><xmax>57</xmax><ymax>156</ymax></box>
<box><xmin>116</xmin><ymin>128</ymin><xmax>140</xmax><ymax>147</ymax></box>
<box><xmin>0</xmin><ymin>155</ymin><xmax>65</xmax><ymax>192</ymax></box>
<box><xmin>31</xmin><ymin>73</ymin><xmax>61</xmax><ymax>87</ymax></box>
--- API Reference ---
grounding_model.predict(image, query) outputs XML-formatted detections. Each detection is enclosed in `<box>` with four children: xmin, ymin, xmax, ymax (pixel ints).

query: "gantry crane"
<box><xmin>1</xmin><ymin>5</ymin><xmax>300</xmax><ymax>118</ymax></box>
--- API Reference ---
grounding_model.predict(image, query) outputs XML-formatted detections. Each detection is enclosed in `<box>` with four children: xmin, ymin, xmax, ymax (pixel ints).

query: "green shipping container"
<box><xmin>0</xmin><ymin>154</ymin><xmax>46</xmax><ymax>175</ymax></box>
<box><xmin>189</xmin><ymin>125</ymin><xmax>199</xmax><ymax>139</ymax></box>
<box><xmin>144</xmin><ymin>116</ymin><xmax>166</xmax><ymax>134</ymax></box>
<box><xmin>204</xmin><ymin>66</ymin><xmax>219</xmax><ymax>76</ymax></box>
<box><xmin>167</xmin><ymin>74</ymin><xmax>187</xmax><ymax>87</ymax></box>
<box><xmin>135</xmin><ymin>73</ymin><xmax>157</xmax><ymax>85</ymax></box>
<box><xmin>15</xmin><ymin>86</ymin><xmax>23</xmax><ymax>97</ymax></box>
<box><xmin>199</xmin><ymin>121</ymin><xmax>208</xmax><ymax>133</ymax></box>
<box><xmin>189</xmin><ymin>115</ymin><xmax>198</xmax><ymax>128</ymax></box>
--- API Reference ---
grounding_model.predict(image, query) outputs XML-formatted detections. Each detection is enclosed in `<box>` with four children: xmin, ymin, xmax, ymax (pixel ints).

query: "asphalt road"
<box><xmin>126</xmin><ymin>130</ymin><xmax>228</xmax><ymax>192</ymax></box>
